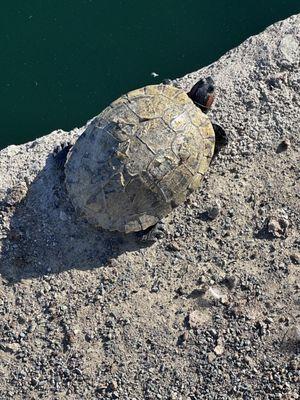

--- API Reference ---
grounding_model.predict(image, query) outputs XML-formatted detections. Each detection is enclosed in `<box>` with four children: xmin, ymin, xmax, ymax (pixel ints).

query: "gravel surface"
<box><xmin>0</xmin><ymin>14</ymin><xmax>299</xmax><ymax>400</ymax></box>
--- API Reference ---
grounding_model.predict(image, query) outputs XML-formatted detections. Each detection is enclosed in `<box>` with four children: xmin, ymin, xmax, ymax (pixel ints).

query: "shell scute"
<box><xmin>65</xmin><ymin>84</ymin><xmax>215</xmax><ymax>232</ymax></box>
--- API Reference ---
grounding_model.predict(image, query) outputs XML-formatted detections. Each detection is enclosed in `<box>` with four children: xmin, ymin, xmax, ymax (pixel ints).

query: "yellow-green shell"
<box><xmin>65</xmin><ymin>84</ymin><xmax>215</xmax><ymax>233</ymax></box>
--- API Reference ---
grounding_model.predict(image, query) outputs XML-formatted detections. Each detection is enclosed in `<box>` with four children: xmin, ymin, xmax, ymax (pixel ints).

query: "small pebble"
<box><xmin>290</xmin><ymin>253</ymin><xmax>300</xmax><ymax>265</ymax></box>
<box><xmin>214</xmin><ymin>344</ymin><xmax>225</xmax><ymax>356</ymax></box>
<box><xmin>166</xmin><ymin>242</ymin><xmax>181</xmax><ymax>251</ymax></box>
<box><xmin>276</xmin><ymin>138</ymin><xmax>290</xmax><ymax>153</ymax></box>
<box><xmin>208</xmin><ymin>352</ymin><xmax>217</xmax><ymax>363</ymax></box>
<box><xmin>267</xmin><ymin>216</ymin><xmax>289</xmax><ymax>238</ymax></box>
<box><xmin>222</xmin><ymin>275</ymin><xmax>237</xmax><ymax>290</ymax></box>
<box><xmin>188</xmin><ymin>310</ymin><xmax>208</xmax><ymax>329</ymax></box>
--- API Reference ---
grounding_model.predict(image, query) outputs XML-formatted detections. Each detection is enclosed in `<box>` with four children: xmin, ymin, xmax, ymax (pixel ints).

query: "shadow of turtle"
<box><xmin>0</xmin><ymin>151</ymin><xmax>148</xmax><ymax>283</ymax></box>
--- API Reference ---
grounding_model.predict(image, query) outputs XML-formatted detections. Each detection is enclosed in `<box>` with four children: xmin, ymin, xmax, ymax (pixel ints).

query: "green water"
<box><xmin>1</xmin><ymin>1</ymin><xmax>299</xmax><ymax>149</ymax></box>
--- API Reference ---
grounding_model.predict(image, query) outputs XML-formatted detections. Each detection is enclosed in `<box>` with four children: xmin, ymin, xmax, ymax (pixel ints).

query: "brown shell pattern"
<box><xmin>65</xmin><ymin>84</ymin><xmax>215</xmax><ymax>233</ymax></box>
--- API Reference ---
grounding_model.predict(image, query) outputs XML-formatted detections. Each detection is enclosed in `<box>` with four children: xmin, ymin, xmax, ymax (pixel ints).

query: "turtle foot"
<box><xmin>136</xmin><ymin>221</ymin><xmax>167</xmax><ymax>243</ymax></box>
<box><xmin>212</xmin><ymin>123</ymin><xmax>228</xmax><ymax>158</ymax></box>
<box><xmin>53</xmin><ymin>142</ymin><xmax>73</xmax><ymax>169</ymax></box>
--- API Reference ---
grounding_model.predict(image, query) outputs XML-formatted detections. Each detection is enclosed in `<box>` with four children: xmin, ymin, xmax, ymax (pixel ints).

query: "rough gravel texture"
<box><xmin>0</xmin><ymin>14</ymin><xmax>299</xmax><ymax>400</ymax></box>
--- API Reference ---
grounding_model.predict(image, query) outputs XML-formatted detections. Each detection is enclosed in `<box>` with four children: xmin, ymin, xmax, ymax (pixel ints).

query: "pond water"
<box><xmin>1</xmin><ymin>0</ymin><xmax>299</xmax><ymax>149</ymax></box>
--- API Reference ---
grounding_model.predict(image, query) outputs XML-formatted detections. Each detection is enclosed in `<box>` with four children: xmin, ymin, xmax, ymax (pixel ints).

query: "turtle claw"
<box><xmin>137</xmin><ymin>221</ymin><xmax>166</xmax><ymax>243</ymax></box>
<box><xmin>162</xmin><ymin>79</ymin><xmax>181</xmax><ymax>89</ymax></box>
<box><xmin>53</xmin><ymin>142</ymin><xmax>73</xmax><ymax>169</ymax></box>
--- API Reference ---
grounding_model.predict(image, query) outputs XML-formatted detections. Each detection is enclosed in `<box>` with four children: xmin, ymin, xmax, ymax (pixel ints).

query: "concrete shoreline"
<box><xmin>0</xmin><ymin>14</ymin><xmax>299</xmax><ymax>400</ymax></box>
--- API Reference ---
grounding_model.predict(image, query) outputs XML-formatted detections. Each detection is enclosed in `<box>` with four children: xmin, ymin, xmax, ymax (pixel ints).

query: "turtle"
<box><xmin>56</xmin><ymin>77</ymin><xmax>227</xmax><ymax>235</ymax></box>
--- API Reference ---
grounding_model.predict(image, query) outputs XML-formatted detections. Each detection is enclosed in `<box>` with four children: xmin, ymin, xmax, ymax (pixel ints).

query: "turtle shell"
<box><xmin>65</xmin><ymin>84</ymin><xmax>215</xmax><ymax>233</ymax></box>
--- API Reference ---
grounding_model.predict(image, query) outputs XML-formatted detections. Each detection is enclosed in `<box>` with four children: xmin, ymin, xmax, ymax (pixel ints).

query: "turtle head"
<box><xmin>187</xmin><ymin>76</ymin><xmax>215</xmax><ymax>113</ymax></box>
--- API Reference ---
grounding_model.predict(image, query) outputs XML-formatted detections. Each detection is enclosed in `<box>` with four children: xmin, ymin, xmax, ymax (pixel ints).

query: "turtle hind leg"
<box><xmin>162</xmin><ymin>79</ymin><xmax>173</xmax><ymax>85</ymax></box>
<box><xmin>162</xmin><ymin>79</ymin><xmax>181</xmax><ymax>88</ymax></box>
<box><xmin>53</xmin><ymin>142</ymin><xmax>73</xmax><ymax>169</ymax></box>
<box><xmin>212</xmin><ymin>123</ymin><xmax>228</xmax><ymax>159</ymax></box>
<box><xmin>136</xmin><ymin>221</ymin><xmax>166</xmax><ymax>243</ymax></box>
